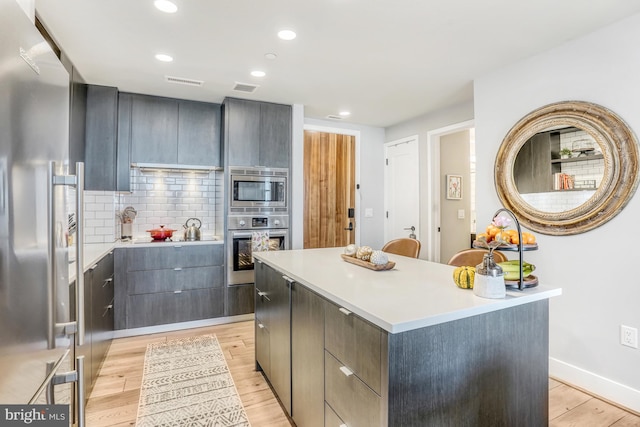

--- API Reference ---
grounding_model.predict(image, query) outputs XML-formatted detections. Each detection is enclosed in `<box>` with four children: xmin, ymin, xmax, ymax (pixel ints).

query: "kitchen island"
<box><xmin>253</xmin><ymin>247</ymin><xmax>561</xmax><ymax>427</ymax></box>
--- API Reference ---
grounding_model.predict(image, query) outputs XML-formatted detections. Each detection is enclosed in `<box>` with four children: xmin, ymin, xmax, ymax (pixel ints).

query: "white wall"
<box><xmin>292</xmin><ymin>117</ymin><xmax>386</xmax><ymax>250</ymax></box>
<box><xmin>474</xmin><ymin>13</ymin><xmax>640</xmax><ymax>411</ymax></box>
<box><xmin>385</xmin><ymin>101</ymin><xmax>474</xmax><ymax>260</ymax></box>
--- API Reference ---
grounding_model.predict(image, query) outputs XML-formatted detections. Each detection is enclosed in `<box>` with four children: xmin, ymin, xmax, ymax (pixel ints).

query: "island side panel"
<box><xmin>387</xmin><ymin>299</ymin><xmax>549</xmax><ymax>427</ymax></box>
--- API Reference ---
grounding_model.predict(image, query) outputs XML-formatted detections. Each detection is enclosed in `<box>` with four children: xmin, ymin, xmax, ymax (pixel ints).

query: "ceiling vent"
<box><xmin>165</xmin><ymin>75</ymin><xmax>204</xmax><ymax>87</ymax></box>
<box><xmin>325</xmin><ymin>114</ymin><xmax>344</xmax><ymax>120</ymax></box>
<box><xmin>233</xmin><ymin>82</ymin><xmax>259</xmax><ymax>93</ymax></box>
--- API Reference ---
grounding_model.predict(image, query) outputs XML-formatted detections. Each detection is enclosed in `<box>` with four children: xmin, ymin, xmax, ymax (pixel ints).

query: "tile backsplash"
<box><xmin>79</xmin><ymin>169</ymin><xmax>224</xmax><ymax>243</ymax></box>
<box><xmin>83</xmin><ymin>191</ymin><xmax>118</xmax><ymax>243</ymax></box>
<box><xmin>116</xmin><ymin>168</ymin><xmax>224</xmax><ymax>239</ymax></box>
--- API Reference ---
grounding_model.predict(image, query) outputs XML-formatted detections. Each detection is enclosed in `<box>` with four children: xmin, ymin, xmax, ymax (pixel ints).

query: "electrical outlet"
<box><xmin>621</xmin><ymin>325</ymin><xmax>638</xmax><ymax>349</ymax></box>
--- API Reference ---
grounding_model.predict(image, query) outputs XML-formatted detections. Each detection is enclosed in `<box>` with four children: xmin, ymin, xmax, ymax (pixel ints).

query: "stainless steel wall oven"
<box><xmin>227</xmin><ymin>215</ymin><xmax>289</xmax><ymax>285</ymax></box>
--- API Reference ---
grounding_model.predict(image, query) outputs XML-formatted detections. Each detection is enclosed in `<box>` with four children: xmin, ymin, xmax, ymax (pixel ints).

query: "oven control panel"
<box><xmin>227</xmin><ymin>215</ymin><xmax>289</xmax><ymax>230</ymax></box>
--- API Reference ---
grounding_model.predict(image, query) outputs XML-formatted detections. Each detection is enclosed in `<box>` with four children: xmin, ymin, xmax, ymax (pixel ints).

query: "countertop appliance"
<box><xmin>227</xmin><ymin>215</ymin><xmax>289</xmax><ymax>285</ymax></box>
<box><xmin>0</xmin><ymin>1</ymin><xmax>86</xmax><ymax>424</ymax></box>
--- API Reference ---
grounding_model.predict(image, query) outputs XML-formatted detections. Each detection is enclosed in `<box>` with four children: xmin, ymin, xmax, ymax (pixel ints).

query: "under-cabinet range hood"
<box><xmin>131</xmin><ymin>162</ymin><xmax>223</xmax><ymax>173</ymax></box>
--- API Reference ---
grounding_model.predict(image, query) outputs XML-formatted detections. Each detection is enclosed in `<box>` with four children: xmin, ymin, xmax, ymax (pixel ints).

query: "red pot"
<box><xmin>146</xmin><ymin>225</ymin><xmax>177</xmax><ymax>240</ymax></box>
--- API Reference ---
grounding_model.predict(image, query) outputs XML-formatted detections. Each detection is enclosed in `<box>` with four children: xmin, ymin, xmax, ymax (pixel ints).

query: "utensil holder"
<box><xmin>121</xmin><ymin>223</ymin><xmax>132</xmax><ymax>240</ymax></box>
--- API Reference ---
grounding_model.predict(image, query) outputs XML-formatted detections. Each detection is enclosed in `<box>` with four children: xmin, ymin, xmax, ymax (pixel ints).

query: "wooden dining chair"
<box><xmin>446</xmin><ymin>248</ymin><xmax>507</xmax><ymax>267</ymax></box>
<box><xmin>381</xmin><ymin>238</ymin><xmax>421</xmax><ymax>258</ymax></box>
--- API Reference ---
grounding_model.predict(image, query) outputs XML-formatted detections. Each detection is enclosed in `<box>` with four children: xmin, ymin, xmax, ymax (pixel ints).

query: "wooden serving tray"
<box><xmin>340</xmin><ymin>254</ymin><xmax>396</xmax><ymax>271</ymax></box>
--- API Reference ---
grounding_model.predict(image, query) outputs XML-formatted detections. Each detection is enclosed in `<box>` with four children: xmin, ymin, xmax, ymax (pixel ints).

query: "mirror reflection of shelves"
<box><xmin>550</xmin><ymin>153</ymin><xmax>604</xmax><ymax>164</ymax></box>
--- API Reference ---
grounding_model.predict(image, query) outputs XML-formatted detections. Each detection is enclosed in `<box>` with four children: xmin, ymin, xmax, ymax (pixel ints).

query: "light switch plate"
<box><xmin>458</xmin><ymin>209</ymin><xmax>465</xmax><ymax>219</ymax></box>
<box><xmin>365</xmin><ymin>208</ymin><xmax>374</xmax><ymax>218</ymax></box>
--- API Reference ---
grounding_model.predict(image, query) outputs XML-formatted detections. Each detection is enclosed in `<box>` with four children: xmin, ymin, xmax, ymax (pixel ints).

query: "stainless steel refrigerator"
<box><xmin>0</xmin><ymin>0</ymin><xmax>85</xmax><ymax>425</ymax></box>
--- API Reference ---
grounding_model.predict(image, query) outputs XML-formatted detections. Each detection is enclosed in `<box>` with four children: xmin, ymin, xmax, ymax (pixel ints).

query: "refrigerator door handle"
<box><xmin>48</xmin><ymin>161</ymin><xmax>85</xmax><ymax>348</ymax></box>
<box><xmin>43</xmin><ymin>356</ymin><xmax>86</xmax><ymax>427</ymax></box>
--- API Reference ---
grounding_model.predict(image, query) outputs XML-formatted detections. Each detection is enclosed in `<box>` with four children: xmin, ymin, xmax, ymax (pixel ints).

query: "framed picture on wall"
<box><xmin>446</xmin><ymin>175</ymin><xmax>462</xmax><ymax>200</ymax></box>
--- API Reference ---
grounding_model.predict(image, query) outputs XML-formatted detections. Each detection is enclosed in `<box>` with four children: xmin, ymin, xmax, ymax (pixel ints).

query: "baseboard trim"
<box><xmin>112</xmin><ymin>314</ymin><xmax>255</xmax><ymax>339</ymax></box>
<box><xmin>550</xmin><ymin>357</ymin><xmax>640</xmax><ymax>414</ymax></box>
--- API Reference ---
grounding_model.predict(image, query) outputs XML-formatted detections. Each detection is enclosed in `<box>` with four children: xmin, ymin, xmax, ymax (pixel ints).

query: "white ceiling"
<box><xmin>36</xmin><ymin>0</ymin><xmax>640</xmax><ymax>128</ymax></box>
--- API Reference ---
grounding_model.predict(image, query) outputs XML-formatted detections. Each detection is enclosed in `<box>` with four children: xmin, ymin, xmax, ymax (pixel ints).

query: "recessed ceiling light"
<box><xmin>154</xmin><ymin>0</ymin><xmax>178</xmax><ymax>13</ymax></box>
<box><xmin>155</xmin><ymin>53</ymin><xmax>174</xmax><ymax>62</ymax></box>
<box><xmin>251</xmin><ymin>70</ymin><xmax>266</xmax><ymax>77</ymax></box>
<box><xmin>339</xmin><ymin>111</ymin><xmax>351</xmax><ymax>117</ymax></box>
<box><xmin>277</xmin><ymin>29</ymin><xmax>297</xmax><ymax>41</ymax></box>
<box><xmin>264</xmin><ymin>53</ymin><xmax>278</xmax><ymax>60</ymax></box>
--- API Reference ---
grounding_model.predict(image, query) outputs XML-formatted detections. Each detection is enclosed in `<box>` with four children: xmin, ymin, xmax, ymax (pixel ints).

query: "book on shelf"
<box><xmin>553</xmin><ymin>173</ymin><xmax>575</xmax><ymax>190</ymax></box>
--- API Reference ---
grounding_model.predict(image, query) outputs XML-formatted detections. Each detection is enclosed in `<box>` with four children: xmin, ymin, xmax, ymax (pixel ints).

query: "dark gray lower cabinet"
<box><xmin>70</xmin><ymin>251</ymin><xmax>114</xmax><ymax>402</ymax></box>
<box><xmin>291</xmin><ymin>283</ymin><xmax>325</xmax><ymax>427</ymax></box>
<box><xmin>253</xmin><ymin>261</ymin><xmax>292</xmax><ymax>415</ymax></box>
<box><xmin>226</xmin><ymin>283</ymin><xmax>255</xmax><ymax>316</ymax></box>
<box><xmin>114</xmin><ymin>244</ymin><xmax>225</xmax><ymax>329</ymax></box>
<box><xmin>255</xmin><ymin>261</ymin><xmax>550</xmax><ymax>426</ymax></box>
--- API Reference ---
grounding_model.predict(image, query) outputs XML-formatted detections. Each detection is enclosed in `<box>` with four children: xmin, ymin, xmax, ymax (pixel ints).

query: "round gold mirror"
<box><xmin>495</xmin><ymin>101</ymin><xmax>639</xmax><ymax>235</ymax></box>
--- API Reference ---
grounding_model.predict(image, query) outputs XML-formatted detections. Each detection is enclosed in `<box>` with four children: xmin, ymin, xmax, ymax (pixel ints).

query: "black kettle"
<box><xmin>183</xmin><ymin>218</ymin><xmax>202</xmax><ymax>241</ymax></box>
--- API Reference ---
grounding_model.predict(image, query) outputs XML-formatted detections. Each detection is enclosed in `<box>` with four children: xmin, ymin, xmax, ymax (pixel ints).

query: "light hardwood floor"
<box><xmin>87</xmin><ymin>320</ymin><xmax>640</xmax><ymax>426</ymax></box>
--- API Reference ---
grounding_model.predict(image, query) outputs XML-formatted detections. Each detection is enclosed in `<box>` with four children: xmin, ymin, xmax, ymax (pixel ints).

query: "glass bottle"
<box><xmin>473</xmin><ymin>253</ymin><xmax>506</xmax><ymax>299</ymax></box>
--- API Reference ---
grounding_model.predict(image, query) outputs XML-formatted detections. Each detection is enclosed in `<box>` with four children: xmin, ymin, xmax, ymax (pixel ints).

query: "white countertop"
<box><xmin>253</xmin><ymin>247</ymin><xmax>562</xmax><ymax>334</ymax></box>
<box><xmin>67</xmin><ymin>238</ymin><xmax>224</xmax><ymax>283</ymax></box>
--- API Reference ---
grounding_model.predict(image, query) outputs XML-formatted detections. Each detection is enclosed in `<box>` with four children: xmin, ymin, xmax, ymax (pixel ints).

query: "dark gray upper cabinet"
<box><xmin>68</xmin><ymin>68</ymin><xmax>87</xmax><ymax>176</ymax></box>
<box><xmin>224</xmin><ymin>97</ymin><xmax>292</xmax><ymax>168</ymax></box>
<box><xmin>116</xmin><ymin>93</ymin><xmax>132</xmax><ymax>192</ymax></box>
<box><xmin>178</xmin><ymin>100</ymin><xmax>222</xmax><ymax>166</ymax></box>
<box><xmin>260</xmin><ymin>102</ymin><xmax>292</xmax><ymax>168</ymax></box>
<box><xmin>130</xmin><ymin>94</ymin><xmax>179</xmax><ymax>164</ymax></box>
<box><xmin>85</xmin><ymin>85</ymin><xmax>118</xmax><ymax>191</ymax></box>
<box><xmin>225</xmin><ymin>98</ymin><xmax>261</xmax><ymax>166</ymax></box>
<box><xmin>126</xmin><ymin>94</ymin><xmax>222</xmax><ymax>167</ymax></box>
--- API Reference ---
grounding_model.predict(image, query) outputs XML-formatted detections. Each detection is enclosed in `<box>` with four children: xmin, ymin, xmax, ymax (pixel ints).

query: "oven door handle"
<box><xmin>231</xmin><ymin>231</ymin><xmax>287</xmax><ymax>238</ymax></box>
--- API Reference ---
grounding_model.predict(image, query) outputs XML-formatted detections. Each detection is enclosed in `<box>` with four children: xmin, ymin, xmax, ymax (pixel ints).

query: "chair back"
<box><xmin>381</xmin><ymin>238</ymin><xmax>421</xmax><ymax>258</ymax></box>
<box><xmin>447</xmin><ymin>248</ymin><xmax>507</xmax><ymax>267</ymax></box>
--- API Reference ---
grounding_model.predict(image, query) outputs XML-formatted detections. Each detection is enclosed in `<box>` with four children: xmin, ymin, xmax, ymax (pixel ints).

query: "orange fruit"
<box><xmin>495</xmin><ymin>231</ymin><xmax>511</xmax><ymax>244</ymax></box>
<box><xmin>476</xmin><ymin>232</ymin><xmax>490</xmax><ymax>242</ymax></box>
<box><xmin>487</xmin><ymin>226</ymin><xmax>500</xmax><ymax>238</ymax></box>
<box><xmin>523</xmin><ymin>232</ymin><xmax>536</xmax><ymax>244</ymax></box>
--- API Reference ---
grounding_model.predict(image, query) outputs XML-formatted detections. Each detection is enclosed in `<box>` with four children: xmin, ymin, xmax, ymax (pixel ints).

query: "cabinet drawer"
<box><xmin>254</xmin><ymin>283</ymin><xmax>270</xmax><ymax>321</ymax></box>
<box><xmin>125</xmin><ymin>245</ymin><xmax>223</xmax><ymax>271</ymax></box>
<box><xmin>325</xmin><ymin>302</ymin><xmax>382</xmax><ymax>393</ymax></box>
<box><xmin>325</xmin><ymin>402</ymin><xmax>346</xmax><ymax>427</ymax></box>
<box><xmin>127</xmin><ymin>287</ymin><xmax>224</xmax><ymax>328</ymax></box>
<box><xmin>127</xmin><ymin>265</ymin><xmax>223</xmax><ymax>294</ymax></box>
<box><xmin>325</xmin><ymin>351</ymin><xmax>382</xmax><ymax>427</ymax></box>
<box><xmin>255</xmin><ymin>316</ymin><xmax>270</xmax><ymax>377</ymax></box>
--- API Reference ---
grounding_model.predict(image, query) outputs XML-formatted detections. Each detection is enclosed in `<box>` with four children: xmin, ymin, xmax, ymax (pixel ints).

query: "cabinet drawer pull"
<box><xmin>256</xmin><ymin>259</ymin><xmax>262</xmax><ymax>264</ymax></box>
<box><xmin>174</xmin><ymin>245</ymin><xmax>183</xmax><ymax>248</ymax></box>
<box><xmin>338</xmin><ymin>307</ymin><xmax>352</xmax><ymax>316</ymax></box>
<box><xmin>339</xmin><ymin>366</ymin><xmax>354</xmax><ymax>377</ymax></box>
<box><xmin>173</xmin><ymin>290</ymin><xmax>182</xmax><ymax>294</ymax></box>
<box><xmin>258</xmin><ymin>323</ymin><xmax>265</xmax><ymax>329</ymax></box>
<box><xmin>257</xmin><ymin>291</ymin><xmax>267</xmax><ymax>297</ymax></box>
<box><xmin>90</xmin><ymin>264</ymin><xmax>98</xmax><ymax>271</ymax></box>
<box><xmin>174</xmin><ymin>267</ymin><xmax>183</xmax><ymax>271</ymax></box>
<box><xmin>282</xmin><ymin>275</ymin><xmax>294</xmax><ymax>284</ymax></box>
<box><xmin>104</xmin><ymin>277</ymin><xmax>113</xmax><ymax>282</ymax></box>
<box><xmin>106</xmin><ymin>304</ymin><xmax>113</xmax><ymax>310</ymax></box>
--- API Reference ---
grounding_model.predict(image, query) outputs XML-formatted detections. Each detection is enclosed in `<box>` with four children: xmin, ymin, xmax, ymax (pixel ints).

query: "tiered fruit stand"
<box><xmin>474</xmin><ymin>208</ymin><xmax>538</xmax><ymax>290</ymax></box>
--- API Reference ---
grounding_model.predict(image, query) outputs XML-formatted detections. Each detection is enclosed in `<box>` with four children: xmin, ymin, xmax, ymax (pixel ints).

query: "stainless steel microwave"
<box><xmin>230</xmin><ymin>167</ymin><xmax>288</xmax><ymax>208</ymax></box>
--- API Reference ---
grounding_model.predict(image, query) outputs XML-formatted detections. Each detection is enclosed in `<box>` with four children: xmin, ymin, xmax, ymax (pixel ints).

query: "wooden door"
<box><xmin>304</xmin><ymin>131</ymin><xmax>355</xmax><ymax>248</ymax></box>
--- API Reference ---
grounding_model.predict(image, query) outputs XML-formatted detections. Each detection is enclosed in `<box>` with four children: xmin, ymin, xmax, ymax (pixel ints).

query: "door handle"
<box><xmin>404</xmin><ymin>225</ymin><xmax>417</xmax><ymax>239</ymax></box>
<box><xmin>344</xmin><ymin>222</ymin><xmax>353</xmax><ymax>231</ymax></box>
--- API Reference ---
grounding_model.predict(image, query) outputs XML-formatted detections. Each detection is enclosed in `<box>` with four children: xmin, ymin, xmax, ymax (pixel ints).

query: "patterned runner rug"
<box><xmin>135</xmin><ymin>334</ymin><xmax>251</xmax><ymax>426</ymax></box>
